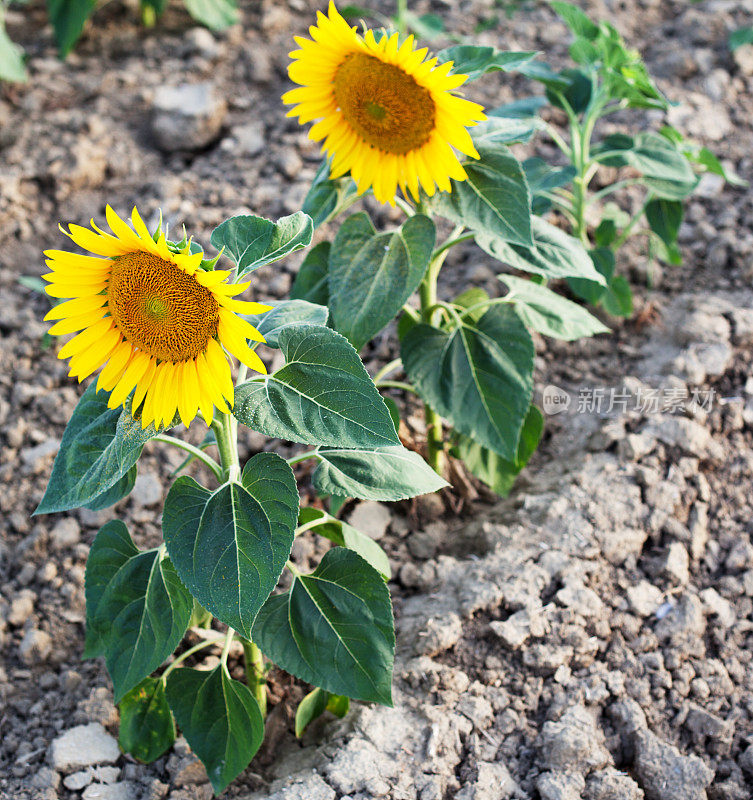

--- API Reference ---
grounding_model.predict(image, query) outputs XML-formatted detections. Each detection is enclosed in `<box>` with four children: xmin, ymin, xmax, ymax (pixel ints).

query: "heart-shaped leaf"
<box><xmin>84</xmin><ymin>521</ymin><xmax>192</xmax><ymax>701</ymax></box>
<box><xmin>252</xmin><ymin>548</ymin><xmax>394</xmax><ymax>705</ymax></box>
<box><xmin>118</xmin><ymin>677</ymin><xmax>175</xmax><ymax>763</ymax></box>
<box><xmin>162</xmin><ymin>453</ymin><xmax>298</xmax><ymax>638</ymax></box>
<box><xmin>402</xmin><ymin>305</ymin><xmax>534</xmax><ymax>460</ymax></box>
<box><xmin>302</xmin><ymin>159</ymin><xmax>358</xmax><ymax>228</ymax></box>
<box><xmin>436</xmin><ymin>45</ymin><xmax>538</xmax><ymax>81</ymax></box>
<box><xmin>166</xmin><ymin>665</ymin><xmax>264</xmax><ymax>795</ymax></box>
<box><xmin>242</xmin><ymin>299</ymin><xmax>329</xmax><ymax>348</ymax></box>
<box><xmin>329</xmin><ymin>213</ymin><xmax>435</xmax><ymax>350</ymax></box>
<box><xmin>210</xmin><ymin>212</ymin><xmax>313</xmax><ymax>276</ymax></box>
<box><xmin>290</xmin><ymin>241</ymin><xmax>331</xmax><ymax>305</ymax></box>
<box><xmin>233</xmin><ymin>324</ymin><xmax>400</xmax><ymax>449</ymax></box>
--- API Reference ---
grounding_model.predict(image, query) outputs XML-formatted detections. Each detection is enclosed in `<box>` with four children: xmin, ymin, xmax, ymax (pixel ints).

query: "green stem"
<box><xmin>373</xmin><ymin>358</ymin><xmax>402</xmax><ymax>384</ymax></box>
<box><xmin>395</xmin><ymin>0</ymin><xmax>408</xmax><ymax>35</ymax></box>
<box><xmin>220</xmin><ymin>627</ymin><xmax>234</xmax><ymax>667</ymax></box>
<box><xmin>211</xmin><ymin>412</ymin><xmax>240</xmax><ymax>483</ymax></box>
<box><xmin>613</xmin><ymin>194</ymin><xmax>653</xmax><ymax>249</ymax></box>
<box><xmin>153</xmin><ymin>434</ymin><xmax>223</xmax><ymax>481</ymax></box>
<box><xmin>377</xmin><ymin>380</ymin><xmax>419</xmax><ymax>394</ymax></box>
<box><xmin>287</xmin><ymin>450</ymin><xmax>318</xmax><ymax>466</ymax></box>
<box><xmin>241</xmin><ymin>638</ymin><xmax>267</xmax><ymax>717</ymax></box>
<box><xmin>161</xmin><ymin>636</ymin><xmax>224</xmax><ymax>683</ymax></box>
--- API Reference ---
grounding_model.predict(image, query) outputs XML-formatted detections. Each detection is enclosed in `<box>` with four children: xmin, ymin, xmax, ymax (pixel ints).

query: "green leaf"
<box><xmin>183</xmin><ymin>0</ymin><xmax>239</xmax><ymax>30</ymax></box>
<box><xmin>291</xmin><ymin>241</ymin><xmax>331</xmax><ymax>306</ymax></box>
<box><xmin>302</xmin><ymin>159</ymin><xmax>358</xmax><ymax>228</ymax></box>
<box><xmin>471</xmin><ymin>115</ymin><xmax>541</xmax><ymax>146</ymax></box>
<box><xmin>436</xmin><ymin>45</ymin><xmax>538</xmax><ymax>81</ymax></box>
<box><xmin>499</xmin><ymin>275</ymin><xmax>609</xmax><ymax>341</ymax></box>
<box><xmin>454</xmin><ymin>287</ymin><xmax>491</xmax><ymax>323</ymax></box>
<box><xmin>163</xmin><ymin>453</ymin><xmax>298</xmax><ymax>638</ymax></box>
<box><xmin>476</xmin><ymin>216</ymin><xmax>605</xmax><ymax>283</ymax></box>
<box><xmin>0</xmin><ymin>22</ymin><xmax>27</xmax><ymax>82</ymax></box>
<box><xmin>329</xmin><ymin>213</ymin><xmax>435</xmax><ymax>350</ymax></box>
<box><xmin>490</xmin><ymin>96</ymin><xmax>548</xmax><ymax>119</ymax></box>
<box><xmin>46</xmin><ymin>0</ymin><xmax>96</xmax><ymax>56</ymax></box>
<box><xmin>295</xmin><ymin>687</ymin><xmax>330</xmax><ymax>738</ymax></box>
<box><xmin>84</xmin><ymin>522</ymin><xmax>192</xmax><ymax>701</ymax></box>
<box><xmin>522</xmin><ymin>158</ymin><xmax>577</xmax><ymax>215</ymax></box>
<box><xmin>312</xmin><ymin>446</ymin><xmax>448</xmax><ymax>502</ymax></box>
<box><xmin>428</xmin><ymin>142</ymin><xmax>532</xmax><ymax>247</ymax></box>
<box><xmin>210</xmin><ymin>212</ymin><xmax>313</xmax><ymax>276</ymax></box>
<box><xmin>455</xmin><ymin>404</ymin><xmax>543</xmax><ymax>496</ymax></box>
<box><xmin>252</xmin><ymin>548</ymin><xmax>394</xmax><ymax>705</ymax></box>
<box><xmin>119</xmin><ymin>678</ymin><xmax>175</xmax><ymax>763</ymax></box>
<box><xmin>518</xmin><ymin>60</ymin><xmax>572</xmax><ymax>91</ymax></box>
<box><xmin>594</xmin><ymin>219</ymin><xmax>617</xmax><ymax>247</ymax></box>
<box><xmin>298</xmin><ymin>507</ymin><xmax>391</xmax><ymax>579</ymax></box>
<box><xmin>242</xmin><ymin>300</ymin><xmax>329</xmax><ymax>348</ymax></box>
<box><xmin>327</xmin><ymin>693</ymin><xmax>350</xmax><ymax>717</ymax></box>
<box><xmin>551</xmin><ymin>1</ymin><xmax>599</xmax><ymax>39</ymax></box>
<box><xmin>730</xmin><ymin>26</ymin><xmax>753</xmax><ymax>51</ymax></box>
<box><xmin>545</xmin><ymin>67</ymin><xmax>592</xmax><ymax>114</ymax></box>
<box><xmin>645</xmin><ymin>198</ymin><xmax>683</xmax><ymax>265</ymax></box>
<box><xmin>83</xmin><ymin>465</ymin><xmax>137</xmax><ymax>511</ymax></box>
<box><xmin>567</xmin><ymin>246</ymin><xmax>614</xmax><ymax>305</ymax></box>
<box><xmin>233</xmin><ymin>324</ymin><xmax>400</xmax><ymax>449</ymax></box>
<box><xmin>402</xmin><ymin>305</ymin><xmax>534</xmax><ymax>460</ymax></box>
<box><xmin>166</xmin><ymin>665</ymin><xmax>264</xmax><ymax>794</ymax></box>
<box><xmin>593</xmin><ymin>132</ymin><xmax>698</xmax><ymax>199</ymax></box>
<box><xmin>36</xmin><ymin>385</ymin><xmax>169</xmax><ymax>515</ymax></box>
<box><xmin>601</xmin><ymin>274</ymin><xmax>633</xmax><ymax>317</ymax></box>
<box><xmin>403</xmin><ymin>10</ymin><xmax>445</xmax><ymax>40</ymax></box>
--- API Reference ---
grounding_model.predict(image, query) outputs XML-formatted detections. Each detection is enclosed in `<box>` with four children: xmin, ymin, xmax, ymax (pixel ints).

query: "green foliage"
<box><xmin>0</xmin><ymin>14</ymin><xmax>27</xmax><ymax>82</ymax></box>
<box><xmin>252</xmin><ymin>548</ymin><xmax>394</xmax><ymax>705</ymax></box>
<box><xmin>243</xmin><ymin>300</ymin><xmax>329</xmax><ymax>348</ymax></box>
<box><xmin>119</xmin><ymin>678</ymin><xmax>175</xmax><ymax>762</ymax></box>
<box><xmin>729</xmin><ymin>27</ymin><xmax>753</xmax><ymax>51</ymax></box>
<box><xmin>46</xmin><ymin>0</ymin><xmax>96</xmax><ymax>57</ymax></box>
<box><xmin>166</xmin><ymin>665</ymin><xmax>264</xmax><ymax>794</ymax></box>
<box><xmin>290</xmin><ymin>242</ymin><xmax>331</xmax><ymax>306</ymax></box>
<box><xmin>436</xmin><ymin>45</ymin><xmax>537</xmax><ymax>81</ymax></box>
<box><xmin>162</xmin><ymin>454</ymin><xmax>298</xmax><ymax>639</ymax></box>
<box><xmin>210</xmin><ymin>212</ymin><xmax>313</xmax><ymax>277</ymax></box>
<box><xmin>329</xmin><ymin>213</ymin><xmax>435</xmax><ymax>350</ymax></box>
<box><xmin>183</xmin><ymin>0</ymin><xmax>239</xmax><ymax>30</ymax></box>
<box><xmin>302</xmin><ymin>160</ymin><xmax>358</xmax><ymax>228</ymax></box>
<box><xmin>84</xmin><ymin>521</ymin><xmax>192</xmax><ymax>701</ymax></box>
<box><xmin>233</xmin><ymin>325</ymin><xmax>400</xmax><ymax>449</ymax></box>
<box><xmin>35</xmin><ymin>385</ymin><xmax>169</xmax><ymax>515</ymax></box>
<box><xmin>402</xmin><ymin>305</ymin><xmax>534</xmax><ymax>461</ymax></box>
<box><xmin>295</xmin><ymin>687</ymin><xmax>350</xmax><ymax>738</ymax></box>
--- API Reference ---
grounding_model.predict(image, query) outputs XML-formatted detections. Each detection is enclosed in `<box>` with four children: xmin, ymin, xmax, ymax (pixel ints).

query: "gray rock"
<box><xmin>263</xmin><ymin>774</ymin><xmax>335</xmax><ymax>800</ymax></box>
<box><xmin>489</xmin><ymin>609</ymin><xmax>533</xmax><ymax>649</ymax></box>
<box><xmin>643</xmin><ymin>417</ymin><xmax>722</xmax><ymax>460</ymax></box>
<box><xmin>555</xmin><ymin>583</ymin><xmax>603</xmax><ymax>618</ymax></box>
<box><xmin>131</xmin><ymin>472</ymin><xmax>161</xmax><ymax>507</ymax></box>
<box><xmin>684</xmin><ymin>702</ymin><xmax>732</xmax><ymax>741</ymax></box>
<box><xmin>50</xmin><ymin>517</ymin><xmax>82</xmax><ymax>549</ymax></box>
<box><xmin>234</xmin><ymin>122</ymin><xmax>265</xmax><ymax>156</ymax></box>
<box><xmin>725</xmin><ymin>538</ymin><xmax>753</xmax><ymax>571</ymax></box>
<box><xmin>30</xmin><ymin>767</ymin><xmax>60</xmax><ymax>791</ymax></box>
<box><xmin>82</xmin><ymin>783</ymin><xmax>137</xmax><ymax>800</ymax></box>
<box><xmin>456</xmin><ymin>762</ymin><xmax>517</xmax><ymax>800</ymax></box>
<box><xmin>687</xmin><ymin>503</ymin><xmax>709</xmax><ymax>560</ymax></box>
<box><xmin>699</xmin><ymin>587</ymin><xmax>735</xmax><ymax>627</ymax></box>
<box><xmin>536</xmin><ymin>771</ymin><xmax>586</xmax><ymax>800</ymax></box>
<box><xmin>740</xmin><ymin>743</ymin><xmax>753</xmax><ymax>774</ymax></box>
<box><xmin>323</xmin><ymin>738</ymin><xmax>398</xmax><ymax>795</ymax></box>
<box><xmin>7</xmin><ymin>588</ymin><xmax>35</xmax><ymax>626</ymax></box>
<box><xmin>633</xmin><ymin>729</ymin><xmax>713</xmax><ymax>800</ymax></box>
<box><xmin>347</xmin><ymin>501</ymin><xmax>391</xmax><ymax>540</ymax></box>
<box><xmin>654</xmin><ymin>594</ymin><xmax>705</xmax><ymax>644</ymax></box>
<box><xmin>538</xmin><ymin>705</ymin><xmax>610</xmax><ymax>773</ymax></box>
<box><xmin>661</xmin><ymin>542</ymin><xmax>690</xmax><ymax>585</ymax></box>
<box><xmin>151</xmin><ymin>83</ymin><xmax>227</xmax><ymax>152</ymax></box>
<box><xmin>185</xmin><ymin>27</ymin><xmax>220</xmax><ymax>59</ymax></box>
<box><xmin>585</xmin><ymin>768</ymin><xmax>644</xmax><ymax>799</ymax></box>
<box><xmin>523</xmin><ymin>643</ymin><xmax>573</xmax><ymax>673</ymax></box>
<box><xmin>733</xmin><ymin>43</ymin><xmax>753</xmax><ymax>76</ymax></box>
<box><xmin>21</xmin><ymin>437</ymin><xmax>60</xmax><ymax>468</ymax></box>
<box><xmin>626</xmin><ymin>581</ymin><xmax>663</xmax><ymax>617</ymax></box>
<box><xmin>19</xmin><ymin>627</ymin><xmax>52</xmax><ymax>664</ymax></box>
<box><xmin>50</xmin><ymin>723</ymin><xmax>120</xmax><ymax>772</ymax></box>
<box><xmin>412</xmin><ymin>612</ymin><xmax>463</xmax><ymax>657</ymax></box>
<box><xmin>64</xmin><ymin>770</ymin><xmax>94</xmax><ymax>790</ymax></box>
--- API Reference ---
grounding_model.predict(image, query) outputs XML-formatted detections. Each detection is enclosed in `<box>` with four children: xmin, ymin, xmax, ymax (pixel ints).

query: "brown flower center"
<box><xmin>107</xmin><ymin>251</ymin><xmax>219</xmax><ymax>362</ymax></box>
<box><xmin>333</xmin><ymin>52</ymin><xmax>436</xmax><ymax>155</ymax></box>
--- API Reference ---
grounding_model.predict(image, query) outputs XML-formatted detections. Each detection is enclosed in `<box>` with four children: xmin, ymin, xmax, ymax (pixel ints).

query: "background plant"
<box><xmin>37</xmin><ymin>210</ymin><xmax>446</xmax><ymax>794</ymax></box>
<box><xmin>290</xmin><ymin>0</ymin><xmax>738</xmax><ymax>496</ymax></box>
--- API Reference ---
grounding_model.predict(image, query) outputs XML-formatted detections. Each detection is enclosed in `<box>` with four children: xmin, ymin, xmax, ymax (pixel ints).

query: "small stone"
<box><xmin>620</xmin><ymin>431</ymin><xmax>657</xmax><ymax>462</ymax></box>
<box><xmin>151</xmin><ymin>83</ymin><xmax>227</xmax><ymax>152</ymax></box>
<box><xmin>30</xmin><ymin>767</ymin><xmax>60</xmax><ymax>791</ymax></box>
<box><xmin>684</xmin><ymin>702</ymin><xmax>732</xmax><ymax>740</ymax></box>
<box><xmin>50</xmin><ymin>723</ymin><xmax>120</xmax><ymax>772</ymax></box>
<box><xmin>50</xmin><ymin>517</ymin><xmax>81</xmax><ymax>549</ymax></box>
<box><xmin>633</xmin><ymin>729</ymin><xmax>713</xmax><ymax>800</ymax></box>
<box><xmin>555</xmin><ymin>583</ymin><xmax>603</xmax><ymax>618</ymax></box>
<box><xmin>725</xmin><ymin>539</ymin><xmax>753</xmax><ymax>571</ymax></box>
<box><xmin>661</xmin><ymin>542</ymin><xmax>690</xmax><ymax>585</ymax></box>
<box><xmin>265</xmin><ymin>774</ymin><xmax>335</xmax><ymax>800</ymax></box>
<box><xmin>323</xmin><ymin>738</ymin><xmax>397</xmax><ymax>795</ymax></box>
<box><xmin>699</xmin><ymin>587</ymin><xmax>735</xmax><ymax>627</ymax></box>
<box><xmin>537</xmin><ymin>771</ymin><xmax>586</xmax><ymax>800</ymax></box>
<box><xmin>413</xmin><ymin>613</ymin><xmax>462</xmax><ymax>657</ymax></box>
<box><xmin>626</xmin><ymin>581</ymin><xmax>663</xmax><ymax>617</ymax></box>
<box><xmin>489</xmin><ymin>609</ymin><xmax>531</xmax><ymax>649</ymax></box>
<box><xmin>733</xmin><ymin>43</ymin><xmax>753</xmax><ymax>76</ymax></box>
<box><xmin>347</xmin><ymin>501</ymin><xmax>391</xmax><ymax>540</ymax></box>
<box><xmin>185</xmin><ymin>27</ymin><xmax>220</xmax><ymax>59</ymax></box>
<box><xmin>584</xmin><ymin>768</ymin><xmax>644</xmax><ymax>800</ymax></box>
<box><xmin>19</xmin><ymin>628</ymin><xmax>52</xmax><ymax>664</ymax></box>
<box><xmin>64</xmin><ymin>770</ymin><xmax>93</xmax><ymax>790</ymax></box>
<box><xmin>687</xmin><ymin>503</ymin><xmax>709</xmax><ymax>560</ymax></box>
<box><xmin>131</xmin><ymin>472</ymin><xmax>162</xmax><ymax>507</ymax></box>
<box><xmin>538</xmin><ymin>705</ymin><xmax>610</xmax><ymax>772</ymax></box>
<box><xmin>740</xmin><ymin>744</ymin><xmax>753</xmax><ymax>774</ymax></box>
<box><xmin>655</xmin><ymin>594</ymin><xmax>705</xmax><ymax>644</ymax></box>
<box><xmin>407</xmin><ymin>529</ymin><xmax>438</xmax><ymax>560</ymax></box>
<box><xmin>456</xmin><ymin>695</ymin><xmax>494</xmax><ymax>730</ymax></box>
<box><xmin>523</xmin><ymin>643</ymin><xmax>573</xmax><ymax>673</ymax></box>
<box><xmin>21</xmin><ymin>438</ymin><xmax>60</xmax><ymax>468</ymax></box>
<box><xmin>7</xmin><ymin>588</ymin><xmax>35</xmax><ymax>626</ymax></box>
<box><xmin>82</xmin><ymin>783</ymin><xmax>137</xmax><ymax>800</ymax></box>
<box><xmin>643</xmin><ymin>417</ymin><xmax>722</xmax><ymax>460</ymax></box>
<box><xmin>456</xmin><ymin>761</ymin><xmax>517</xmax><ymax>799</ymax></box>
<box><xmin>234</xmin><ymin>122</ymin><xmax>265</xmax><ymax>156</ymax></box>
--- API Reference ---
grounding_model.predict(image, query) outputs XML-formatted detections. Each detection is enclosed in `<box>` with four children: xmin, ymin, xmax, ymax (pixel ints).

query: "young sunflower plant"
<box><xmin>288</xmin><ymin>1</ymin><xmax>738</xmax><ymax>492</ymax></box>
<box><xmin>36</xmin><ymin>206</ymin><xmax>446</xmax><ymax>793</ymax></box>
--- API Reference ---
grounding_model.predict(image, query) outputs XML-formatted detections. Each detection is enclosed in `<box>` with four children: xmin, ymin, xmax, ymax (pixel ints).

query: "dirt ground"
<box><xmin>1</xmin><ymin>1</ymin><xmax>753</xmax><ymax>799</ymax></box>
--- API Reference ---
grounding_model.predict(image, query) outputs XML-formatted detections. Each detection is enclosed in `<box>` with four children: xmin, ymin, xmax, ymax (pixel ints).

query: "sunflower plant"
<box><xmin>35</xmin><ymin>206</ymin><xmax>446</xmax><ymax>793</ymax></box>
<box><xmin>286</xmin><ymin>2</ymin><xmax>612</xmax><ymax>488</ymax></box>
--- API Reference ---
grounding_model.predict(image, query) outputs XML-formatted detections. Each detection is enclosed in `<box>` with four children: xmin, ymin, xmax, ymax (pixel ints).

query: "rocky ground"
<box><xmin>1</xmin><ymin>0</ymin><xmax>753</xmax><ymax>799</ymax></box>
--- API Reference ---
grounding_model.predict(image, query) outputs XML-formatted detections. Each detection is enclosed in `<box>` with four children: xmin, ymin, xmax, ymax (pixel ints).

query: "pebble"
<box><xmin>21</xmin><ymin>438</ymin><xmax>60</xmax><ymax>469</ymax></box>
<box><xmin>7</xmin><ymin>588</ymin><xmax>35</xmax><ymax>626</ymax></box>
<box><xmin>537</xmin><ymin>771</ymin><xmax>586</xmax><ymax>800</ymax></box>
<box><xmin>456</xmin><ymin>761</ymin><xmax>517</xmax><ymax>799</ymax></box>
<box><xmin>50</xmin><ymin>517</ymin><xmax>81</xmax><ymax>549</ymax></box>
<box><xmin>555</xmin><ymin>583</ymin><xmax>604</xmax><ymax>618</ymax></box>
<box><xmin>233</xmin><ymin>122</ymin><xmax>265</xmax><ymax>156</ymax></box>
<box><xmin>50</xmin><ymin>723</ymin><xmax>120</xmax><ymax>772</ymax></box>
<box><xmin>661</xmin><ymin>542</ymin><xmax>690</xmax><ymax>585</ymax></box>
<box><xmin>633</xmin><ymin>729</ymin><xmax>713</xmax><ymax>800</ymax></box>
<box><xmin>151</xmin><ymin>83</ymin><xmax>227</xmax><ymax>152</ymax></box>
<box><xmin>19</xmin><ymin>628</ymin><xmax>52</xmax><ymax>664</ymax></box>
<box><xmin>626</xmin><ymin>581</ymin><xmax>663</xmax><ymax>617</ymax></box>
<box><xmin>584</xmin><ymin>768</ymin><xmax>644</xmax><ymax>800</ymax></box>
<box><xmin>131</xmin><ymin>472</ymin><xmax>162</xmax><ymax>507</ymax></box>
<box><xmin>82</xmin><ymin>783</ymin><xmax>137</xmax><ymax>800</ymax></box>
<box><xmin>347</xmin><ymin>501</ymin><xmax>391</xmax><ymax>541</ymax></box>
<box><xmin>538</xmin><ymin>705</ymin><xmax>610</xmax><ymax>772</ymax></box>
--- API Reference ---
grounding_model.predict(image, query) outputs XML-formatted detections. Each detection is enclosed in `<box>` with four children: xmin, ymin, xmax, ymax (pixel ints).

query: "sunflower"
<box><xmin>283</xmin><ymin>2</ymin><xmax>486</xmax><ymax>205</ymax></box>
<box><xmin>43</xmin><ymin>206</ymin><xmax>271</xmax><ymax>429</ymax></box>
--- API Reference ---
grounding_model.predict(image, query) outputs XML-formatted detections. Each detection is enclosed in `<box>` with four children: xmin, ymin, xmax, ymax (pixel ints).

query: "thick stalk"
<box><xmin>241</xmin><ymin>638</ymin><xmax>267</xmax><ymax>717</ymax></box>
<box><xmin>211</xmin><ymin>411</ymin><xmax>240</xmax><ymax>484</ymax></box>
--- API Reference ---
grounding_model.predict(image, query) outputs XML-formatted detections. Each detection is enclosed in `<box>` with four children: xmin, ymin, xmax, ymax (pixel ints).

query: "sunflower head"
<box><xmin>43</xmin><ymin>206</ymin><xmax>272</xmax><ymax>429</ymax></box>
<box><xmin>283</xmin><ymin>2</ymin><xmax>486</xmax><ymax>204</ymax></box>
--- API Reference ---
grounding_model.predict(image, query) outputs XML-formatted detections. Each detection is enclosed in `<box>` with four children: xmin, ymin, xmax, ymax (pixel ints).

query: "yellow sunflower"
<box><xmin>43</xmin><ymin>206</ymin><xmax>271</xmax><ymax>429</ymax></box>
<box><xmin>283</xmin><ymin>1</ymin><xmax>487</xmax><ymax>205</ymax></box>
